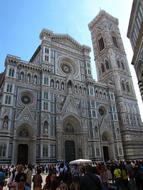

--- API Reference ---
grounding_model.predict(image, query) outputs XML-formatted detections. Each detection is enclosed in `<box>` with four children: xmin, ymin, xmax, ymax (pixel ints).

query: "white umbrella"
<box><xmin>69</xmin><ymin>159</ymin><xmax>92</xmax><ymax>165</ymax></box>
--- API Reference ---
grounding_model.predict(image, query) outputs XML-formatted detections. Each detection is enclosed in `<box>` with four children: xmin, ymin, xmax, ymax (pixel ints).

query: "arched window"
<box><xmin>9</xmin><ymin>68</ymin><xmax>14</xmax><ymax>77</ymax></box>
<box><xmin>117</xmin><ymin>60</ymin><xmax>120</xmax><ymax>68</ymax></box>
<box><xmin>50</xmin><ymin>79</ymin><xmax>54</xmax><ymax>87</ymax></box>
<box><xmin>101</xmin><ymin>64</ymin><xmax>105</xmax><ymax>73</ymax></box>
<box><xmin>95</xmin><ymin>90</ymin><xmax>98</xmax><ymax>97</ymax></box>
<box><xmin>75</xmin><ymin>85</ymin><xmax>78</xmax><ymax>93</ymax></box>
<box><xmin>67</xmin><ymin>80</ymin><xmax>72</xmax><ymax>89</ymax></box>
<box><xmin>121</xmin><ymin>62</ymin><xmax>125</xmax><ymax>70</ymax></box>
<box><xmin>61</xmin><ymin>82</ymin><xmax>64</xmax><ymax>90</ymax></box>
<box><xmin>56</xmin><ymin>81</ymin><xmax>59</xmax><ymax>89</ymax></box>
<box><xmin>79</xmin><ymin>86</ymin><xmax>82</xmax><ymax>93</ymax></box>
<box><xmin>121</xmin><ymin>81</ymin><xmax>125</xmax><ymax>91</ymax></box>
<box><xmin>95</xmin><ymin>126</ymin><xmax>98</xmax><ymax>133</ymax></box>
<box><xmin>27</xmin><ymin>73</ymin><xmax>31</xmax><ymax>83</ymax></box>
<box><xmin>117</xmin><ymin>128</ymin><xmax>120</xmax><ymax>134</ymax></box>
<box><xmin>112</xmin><ymin>36</ymin><xmax>118</xmax><ymax>48</ymax></box>
<box><xmin>7</xmin><ymin>84</ymin><xmax>12</xmax><ymax>92</ymax></box>
<box><xmin>20</xmin><ymin>72</ymin><xmax>24</xmax><ymax>81</ymax></box>
<box><xmin>126</xmin><ymin>82</ymin><xmax>130</xmax><ymax>92</ymax></box>
<box><xmin>105</xmin><ymin>60</ymin><xmax>110</xmax><ymax>70</ymax></box>
<box><xmin>34</xmin><ymin>75</ymin><xmax>37</xmax><ymax>84</ymax></box>
<box><xmin>44</xmin><ymin>77</ymin><xmax>48</xmax><ymax>85</ymax></box>
<box><xmin>98</xmin><ymin>37</ymin><xmax>105</xmax><ymax>51</ymax></box>
<box><xmin>103</xmin><ymin>92</ymin><xmax>106</xmax><ymax>99</ymax></box>
<box><xmin>83</xmin><ymin>87</ymin><xmax>86</xmax><ymax>95</ymax></box>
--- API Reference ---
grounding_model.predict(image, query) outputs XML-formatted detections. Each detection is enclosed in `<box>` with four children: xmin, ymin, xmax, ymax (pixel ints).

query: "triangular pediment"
<box><xmin>15</xmin><ymin>107</ymin><xmax>34</xmax><ymax>122</ymax></box>
<box><xmin>62</xmin><ymin>95</ymin><xmax>80</xmax><ymax>116</ymax></box>
<box><xmin>52</xmin><ymin>35</ymin><xmax>83</xmax><ymax>50</ymax></box>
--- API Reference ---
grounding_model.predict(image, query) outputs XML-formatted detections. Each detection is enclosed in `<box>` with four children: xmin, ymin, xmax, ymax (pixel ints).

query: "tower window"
<box><xmin>105</xmin><ymin>60</ymin><xmax>110</xmax><ymax>70</ymax></box>
<box><xmin>45</xmin><ymin>55</ymin><xmax>49</xmax><ymax>62</ymax></box>
<box><xmin>45</xmin><ymin>48</ymin><xmax>49</xmax><ymax>54</ymax></box>
<box><xmin>126</xmin><ymin>83</ymin><xmax>130</xmax><ymax>92</ymax></box>
<box><xmin>9</xmin><ymin>68</ymin><xmax>15</xmax><ymax>77</ymax></box>
<box><xmin>117</xmin><ymin>60</ymin><xmax>120</xmax><ymax>68</ymax></box>
<box><xmin>34</xmin><ymin>75</ymin><xmax>37</xmax><ymax>84</ymax></box>
<box><xmin>20</xmin><ymin>72</ymin><xmax>24</xmax><ymax>81</ymax></box>
<box><xmin>50</xmin><ymin>79</ymin><xmax>54</xmax><ymax>87</ymax></box>
<box><xmin>101</xmin><ymin>64</ymin><xmax>105</xmax><ymax>73</ymax></box>
<box><xmin>5</xmin><ymin>95</ymin><xmax>11</xmax><ymax>104</ymax></box>
<box><xmin>7</xmin><ymin>84</ymin><xmax>12</xmax><ymax>93</ymax></box>
<box><xmin>112</xmin><ymin>36</ymin><xmax>118</xmax><ymax>48</ymax></box>
<box><xmin>98</xmin><ymin>37</ymin><xmax>105</xmax><ymax>51</ymax></box>
<box><xmin>121</xmin><ymin>82</ymin><xmax>125</xmax><ymax>91</ymax></box>
<box><xmin>121</xmin><ymin>62</ymin><xmax>125</xmax><ymax>70</ymax></box>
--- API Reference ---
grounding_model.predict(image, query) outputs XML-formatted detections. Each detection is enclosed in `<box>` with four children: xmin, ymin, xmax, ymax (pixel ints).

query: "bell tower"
<box><xmin>89</xmin><ymin>10</ymin><xmax>143</xmax><ymax>159</ymax></box>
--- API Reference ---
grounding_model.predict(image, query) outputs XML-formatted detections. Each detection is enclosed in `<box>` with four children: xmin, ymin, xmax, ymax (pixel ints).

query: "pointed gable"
<box><xmin>61</xmin><ymin>95</ymin><xmax>80</xmax><ymax>116</ymax></box>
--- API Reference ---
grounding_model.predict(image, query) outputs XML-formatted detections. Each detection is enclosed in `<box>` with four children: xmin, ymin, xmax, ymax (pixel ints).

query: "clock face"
<box><xmin>61</xmin><ymin>63</ymin><xmax>71</xmax><ymax>74</ymax></box>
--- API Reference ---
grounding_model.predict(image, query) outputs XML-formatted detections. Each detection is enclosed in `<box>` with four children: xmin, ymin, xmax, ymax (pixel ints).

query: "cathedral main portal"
<box><xmin>65</xmin><ymin>140</ymin><xmax>75</xmax><ymax>162</ymax></box>
<box><xmin>17</xmin><ymin>144</ymin><xmax>28</xmax><ymax>164</ymax></box>
<box><xmin>62</xmin><ymin>115</ymin><xmax>83</xmax><ymax>162</ymax></box>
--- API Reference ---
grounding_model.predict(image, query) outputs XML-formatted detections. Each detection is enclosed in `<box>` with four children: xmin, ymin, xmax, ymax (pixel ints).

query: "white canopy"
<box><xmin>69</xmin><ymin>159</ymin><xmax>92</xmax><ymax>165</ymax></box>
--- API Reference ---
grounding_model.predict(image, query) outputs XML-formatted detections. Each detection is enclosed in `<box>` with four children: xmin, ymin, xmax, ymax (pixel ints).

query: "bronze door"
<box><xmin>103</xmin><ymin>146</ymin><xmax>109</xmax><ymax>161</ymax></box>
<box><xmin>65</xmin><ymin>140</ymin><xmax>75</xmax><ymax>162</ymax></box>
<box><xmin>17</xmin><ymin>144</ymin><xmax>28</xmax><ymax>164</ymax></box>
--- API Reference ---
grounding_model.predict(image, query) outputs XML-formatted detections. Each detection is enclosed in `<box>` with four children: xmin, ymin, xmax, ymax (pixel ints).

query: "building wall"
<box><xmin>127</xmin><ymin>0</ymin><xmax>143</xmax><ymax>101</ymax></box>
<box><xmin>0</xmin><ymin>11</ymin><xmax>142</xmax><ymax>164</ymax></box>
<box><xmin>89</xmin><ymin>10</ymin><xmax>143</xmax><ymax>160</ymax></box>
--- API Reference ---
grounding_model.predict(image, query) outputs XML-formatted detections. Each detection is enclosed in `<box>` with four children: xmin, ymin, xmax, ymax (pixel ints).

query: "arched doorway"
<box><xmin>103</xmin><ymin>146</ymin><xmax>109</xmax><ymax>161</ymax></box>
<box><xmin>102</xmin><ymin>131</ymin><xmax>112</xmax><ymax>161</ymax></box>
<box><xmin>62</xmin><ymin>115</ymin><xmax>82</xmax><ymax>162</ymax></box>
<box><xmin>17</xmin><ymin>144</ymin><xmax>28</xmax><ymax>164</ymax></box>
<box><xmin>15</xmin><ymin>124</ymin><xmax>36</xmax><ymax>164</ymax></box>
<box><xmin>65</xmin><ymin>140</ymin><xmax>75</xmax><ymax>162</ymax></box>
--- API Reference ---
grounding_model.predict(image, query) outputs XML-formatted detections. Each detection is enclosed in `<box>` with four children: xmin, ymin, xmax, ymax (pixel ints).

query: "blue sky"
<box><xmin>0</xmin><ymin>0</ymin><xmax>142</xmax><ymax>119</ymax></box>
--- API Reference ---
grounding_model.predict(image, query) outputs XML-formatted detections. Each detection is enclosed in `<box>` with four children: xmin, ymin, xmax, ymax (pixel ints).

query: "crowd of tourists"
<box><xmin>0</xmin><ymin>160</ymin><xmax>143</xmax><ymax>190</ymax></box>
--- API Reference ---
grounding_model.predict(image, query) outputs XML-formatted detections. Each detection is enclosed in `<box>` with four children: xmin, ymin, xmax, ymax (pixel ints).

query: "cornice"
<box><xmin>40</xmin><ymin>28</ymin><xmax>91</xmax><ymax>52</ymax></box>
<box><xmin>88</xmin><ymin>10</ymin><xmax>118</xmax><ymax>31</ymax></box>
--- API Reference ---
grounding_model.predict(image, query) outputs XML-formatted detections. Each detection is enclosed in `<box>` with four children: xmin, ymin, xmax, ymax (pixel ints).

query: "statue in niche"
<box><xmin>3</xmin><ymin>116</ymin><xmax>8</xmax><ymax>129</ymax></box>
<box><xmin>43</xmin><ymin>121</ymin><xmax>48</xmax><ymax>134</ymax></box>
<box><xmin>67</xmin><ymin>80</ymin><xmax>73</xmax><ymax>94</ymax></box>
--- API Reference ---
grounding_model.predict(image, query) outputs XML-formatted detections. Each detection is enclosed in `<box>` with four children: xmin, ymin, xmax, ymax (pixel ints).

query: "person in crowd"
<box><xmin>7</xmin><ymin>166</ymin><xmax>17</xmax><ymax>190</ymax></box>
<box><xmin>14</xmin><ymin>165</ymin><xmax>30</xmax><ymax>190</ymax></box>
<box><xmin>43</xmin><ymin>171</ymin><xmax>59</xmax><ymax>190</ymax></box>
<box><xmin>79</xmin><ymin>165</ymin><xmax>102</xmax><ymax>190</ymax></box>
<box><xmin>113</xmin><ymin>164</ymin><xmax>123</xmax><ymax>190</ymax></box>
<box><xmin>32</xmin><ymin>168</ymin><xmax>43</xmax><ymax>190</ymax></box>
<box><xmin>121</xmin><ymin>164</ymin><xmax>129</xmax><ymax>190</ymax></box>
<box><xmin>24</xmin><ymin>164</ymin><xmax>33</xmax><ymax>188</ymax></box>
<box><xmin>0</xmin><ymin>166</ymin><xmax>5</xmax><ymax>190</ymax></box>
<box><xmin>100</xmin><ymin>164</ymin><xmax>108</xmax><ymax>190</ymax></box>
<box><xmin>69</xmin><ymin>176</ymin><xmax>80</xmax><ymax>190</ymax></box>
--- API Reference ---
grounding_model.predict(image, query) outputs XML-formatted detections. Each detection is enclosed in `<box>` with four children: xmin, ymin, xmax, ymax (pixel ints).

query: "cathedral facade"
<box><xmin>0</xmin><ymin>11</ymin><xmax>143</xmax><ymax>165</ymax></box>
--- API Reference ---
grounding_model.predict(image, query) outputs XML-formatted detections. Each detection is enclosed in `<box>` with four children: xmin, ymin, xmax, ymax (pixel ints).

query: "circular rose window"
<box><xmin>61</xmin><ymin>63</ymin><xmax>71</xmax><ymax>74</ymax></box>
<box><xmin>99</xmin><ymin>106</ymin><xmax>106</xmax><ymax>116</ymax></box>
<box><xmin>21</xmin><ymin>95</ymin><xmax>31</xmax><ymax>104</ymax></box>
